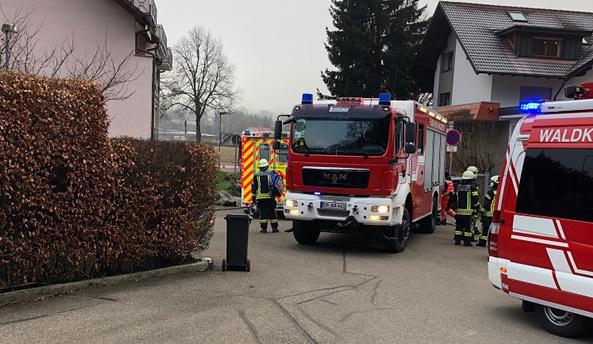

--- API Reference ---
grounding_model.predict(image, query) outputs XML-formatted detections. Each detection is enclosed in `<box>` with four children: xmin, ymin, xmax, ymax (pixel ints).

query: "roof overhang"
<box><xmin>435</xmin><ymin>102</ymin><xmax>501</xmax><ymax>121</ymax></box>
<box><xmin>496</xmin><ymin>25</ymin><xmax>593</xmax><ymax>37</ymax></box>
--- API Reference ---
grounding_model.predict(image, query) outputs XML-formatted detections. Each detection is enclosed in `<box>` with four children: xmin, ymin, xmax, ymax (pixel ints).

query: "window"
<box><xmin>532</xmin><ymin>37</ymin><xmax>561</xmax><ymax>58</ymax></box>
<box><xmin>259</xmin><ymin>143</ymin><xmax>270</xmax><ymax>161</ymax></box>
<box><xmin>278</xmin><ymin>144</ymin><xmax>288</xmax><ymax>163</ymax></box>
<box><xmin>395</xmin><ymin>120</ymin><xmax>405</xmax><ymax>154</ymax></box>
<box><xmin>417</xmin><ymin>124</ymin><xmax>425</xmax><ymax>154</ymax></box>
<box><xmin>516</xmin><ymin>149</ymin><xmax>593</xmax><ymax>223</ymax></box>
<box><xmin>520</xmin><ymin>86</ymin><xmax>552</xmax><ymax>102</ymax></box>
<box><xmin>438</xmin><ymin>93</ymin><xmax>451</xmax><ymax>106</ymax></box>
<box><xmin>441</xmin><ymin>52</ymin><xmax>454</xmax><ymax>73</ymax></box>
<box><xmin>508</xmin><ymin>11</ymin><xmax>527</xmax><ymax>22</ymax></box>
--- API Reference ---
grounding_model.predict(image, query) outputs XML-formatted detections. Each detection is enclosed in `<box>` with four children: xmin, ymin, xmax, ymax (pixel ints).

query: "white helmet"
<box><xmin>259</xmin><ymin>159</ymin><xmax>269</xmax><ymax>168</ymax></box>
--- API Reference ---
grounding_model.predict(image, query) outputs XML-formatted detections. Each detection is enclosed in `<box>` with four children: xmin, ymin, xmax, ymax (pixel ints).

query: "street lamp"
<box><xmin>2</xmin><ymin>24</ymin><xmax>16</xmax><ymax>70</ymax></box>
<box><xmin>218</xmin><ymin>111</ymin><xmax>229</xmax><ymax>171</ymax></box>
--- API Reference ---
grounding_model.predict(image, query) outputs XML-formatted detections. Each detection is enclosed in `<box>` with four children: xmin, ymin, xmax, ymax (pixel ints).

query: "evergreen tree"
<box><xmin>322</xmin><ymin>0</ymin><xmax>428</xmax><ymax>99</ymax></box>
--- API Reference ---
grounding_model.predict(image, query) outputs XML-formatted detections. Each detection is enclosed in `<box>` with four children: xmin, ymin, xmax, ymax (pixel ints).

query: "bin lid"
<box><xmin>225</xmin><ymin>214</ymin><xmax>250</xmax><ymax>220</ymax></box>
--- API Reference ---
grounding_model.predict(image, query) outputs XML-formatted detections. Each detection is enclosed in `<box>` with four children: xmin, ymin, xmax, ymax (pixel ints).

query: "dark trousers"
<box><xmin>479</xmin><ymin>217</ymin><xmax>492</xmax><ymax>245</ymax></box>
<box><xmin>455</xmin><ymin>215</ymin><xmax>472</xmax><ymax>244</ymax></box>
<box><xmin>257</xmin><ymin>199</ymin><xmax>278</xmax><ymax>230</ymax></box>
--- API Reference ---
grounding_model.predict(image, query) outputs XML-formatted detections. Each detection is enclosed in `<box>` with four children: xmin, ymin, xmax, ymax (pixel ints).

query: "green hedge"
<box><xmin>0</xmin><ymin>72</ymin><xmax>216</xmax><ymax>290</ymax></box>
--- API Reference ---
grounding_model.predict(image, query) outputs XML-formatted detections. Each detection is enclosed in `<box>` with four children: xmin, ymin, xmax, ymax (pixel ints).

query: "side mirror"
<box><xmin>405</xmin><ymin>122</ymin><xmax>416</xmax><ymax>144</ymax></box>
<box><xmin>274</xmin><ymin>120</ymin><xmax>283</xmax><ymax>140</ymax></box>
<box><xmin>405</xmin><ymin>142</ymin><xmax>417</xmax><ymax>154</ymax></box>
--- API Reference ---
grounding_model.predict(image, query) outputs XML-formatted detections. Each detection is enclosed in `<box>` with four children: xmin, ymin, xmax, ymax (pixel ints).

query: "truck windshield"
<box><xmin>292</xmin><ymin>116</ymin><xmax>390</xmax><ymax>156</ymax></box>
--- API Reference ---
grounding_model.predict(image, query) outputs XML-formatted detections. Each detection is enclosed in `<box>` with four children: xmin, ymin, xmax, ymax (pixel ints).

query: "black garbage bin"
<box><xmin>222</xmin><ymin>214</ymin><xmax>251</xmax><ymax>272</ymax></box>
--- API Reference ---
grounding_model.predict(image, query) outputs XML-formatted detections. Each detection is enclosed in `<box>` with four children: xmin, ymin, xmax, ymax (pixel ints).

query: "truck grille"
<box><xmin>303</xmin><ymin>168</ymin><xmax>369</xmax><ymax>189</ymax></box>
<box><xmin>317</xmin><ymin>209</ymin><xmax>350</xmax><ymax>218</ymax></box>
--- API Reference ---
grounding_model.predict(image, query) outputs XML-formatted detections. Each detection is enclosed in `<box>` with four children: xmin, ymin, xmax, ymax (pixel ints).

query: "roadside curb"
<box><xmin>0</xmin><ymin>260</ymin><xmax>209</xmax><ymax>306</ymax></box>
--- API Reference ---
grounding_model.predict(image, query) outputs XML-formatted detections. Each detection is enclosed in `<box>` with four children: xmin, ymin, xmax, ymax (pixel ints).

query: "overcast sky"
<box><xmin>159</xmin><ymin>0</ymin><xmax>590</xmax><ymax>115</ymax></box>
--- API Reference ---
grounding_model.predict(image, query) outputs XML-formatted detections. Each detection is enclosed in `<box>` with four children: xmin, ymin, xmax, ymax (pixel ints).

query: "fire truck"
<box><xmin>273</xmin><ymin>93</ymin><xmax>448</xmax><ymax>253</ymax></box>
<box><xmin>488</xmin><ymin>84</ymin><xmax>593</xmax><ymax>338</ymax></box>
<box><xmin>240</xmin><ymin>128</ymin><xmax>289</xmax><ymax>210</ymax></box>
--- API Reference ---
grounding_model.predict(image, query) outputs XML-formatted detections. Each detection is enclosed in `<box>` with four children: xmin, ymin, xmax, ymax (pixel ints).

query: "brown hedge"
<box><xmin>0</xmin><ymin>71</ymin><xmax>216</xmax><ymax>290</ymax></box>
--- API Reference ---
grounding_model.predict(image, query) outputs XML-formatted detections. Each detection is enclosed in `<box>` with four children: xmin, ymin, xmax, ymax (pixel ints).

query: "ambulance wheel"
<box><xmin>418</xmin><ymin>197</ymin><xmax>437</xmax><ymax>234</ymax></box>
<box><xmin>293</xmin><ymin>220</ymin><xmax>320</xmax><ymax>245</ymax></box>
<box><xmin>384</xmin><ymin>208</ymin><xmax>411</xmax><ymax>253</ymax></box>
<box><xmin>535</xmin><ymin>305</ymin><xmax>592</xmax><ymax>338</ymax></box>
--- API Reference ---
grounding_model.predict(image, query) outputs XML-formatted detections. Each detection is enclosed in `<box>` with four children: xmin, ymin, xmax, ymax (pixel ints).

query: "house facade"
<box><xmin>0</xmin><ymin>0</ymin><xmax>172</xmax><ymax>139</ymax></box>
<box><xmin>415</xmin><ymin>2</ymin><xmax>593</xmax><ymax>109</ymax></box>
<box><xmin>413</xmin><ymin>1</ymin><xmax>593</xmax><ymax>174</ymax></box>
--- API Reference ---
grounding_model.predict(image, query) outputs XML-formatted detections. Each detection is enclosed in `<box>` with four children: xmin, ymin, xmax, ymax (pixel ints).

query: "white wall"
<box><xmin>1</xmin><ymin>0</ymin><xmax>154</xmax><ymax>138</ymax></box>
<box><xmin>451</xmin><ymin>40</ymin><xmax>492</xmax><ymax>105</ymax></box>
<box><xmin>490</xmin><ymin>75</ymin><xmax>563</xmax><ymax>107</ymax></box>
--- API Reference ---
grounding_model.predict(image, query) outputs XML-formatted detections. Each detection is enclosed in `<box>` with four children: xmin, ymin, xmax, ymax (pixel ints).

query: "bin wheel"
<box><xmin>222</xmin><ymin>259</ymin><xmax>226</xmax><ymax>272</ymax></box>
<box><xmin>246</xmin><ymin>259</ymin><xmax>251</xmax><ymax>272</ymax></box>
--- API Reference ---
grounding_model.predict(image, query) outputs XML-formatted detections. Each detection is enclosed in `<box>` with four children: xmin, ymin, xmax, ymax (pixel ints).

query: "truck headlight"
<box><xmin>371</xmin><ymin>205</ymin><xmax>390</xmax><ymax>213</ymax></box>
<box><xmin>286</xmin><ymin>199</ymin><xmax>298</xmax><ymax>208</ymax></box>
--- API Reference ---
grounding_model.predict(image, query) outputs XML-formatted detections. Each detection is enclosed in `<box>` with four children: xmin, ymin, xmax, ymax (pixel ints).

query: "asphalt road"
<box><xmin>1</xmin><ymin>211</ymin><xmax>591</xmax><ymax>344</ymax></box>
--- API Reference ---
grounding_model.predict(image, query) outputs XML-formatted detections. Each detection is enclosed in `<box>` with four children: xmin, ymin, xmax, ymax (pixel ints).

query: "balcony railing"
<box><xmin>155</xmin><ymin>24</ymin><xmax>172</xmax><ymax>71</ymax></box>
<box><xmin>119</xmin><ymin>0</ymin><xmax>158</xmax><ymax>27</ymax></box>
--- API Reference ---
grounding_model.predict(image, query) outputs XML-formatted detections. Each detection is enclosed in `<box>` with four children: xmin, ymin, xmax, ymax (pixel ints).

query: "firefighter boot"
<box><xmin>260</xmin><ymin>220</ymin><xmax>268</xmax><ymax>233</ymax></box>
<box><xmin>271</xmin><ymin>219</ymin><xmax>279</xmax><ymax>233</ymax></box>
<box><xmin>454</xmin><ymin>229</ymin><xmax>463</xmax><ymax>245</ymax></box>
<box><xmin>464</xmin><ymin>230</ymin><xmax>474</xmax><ymax>246</ymax></box>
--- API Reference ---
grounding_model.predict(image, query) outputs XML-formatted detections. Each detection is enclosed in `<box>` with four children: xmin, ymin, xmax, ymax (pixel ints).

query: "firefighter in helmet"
<box><xmin>252</xmin><ymin>159</ymin><xmax>283</xmax><ymax>233</ymax></box>
<box><xmin>453</xmin><ymin>170</ymin><xmax>480</xmax><ymax>246</ymax></box>
<box><xmin>478</xmin><ymin>175</ymin><xmax>499</xmax><ymax>247</ymax></box>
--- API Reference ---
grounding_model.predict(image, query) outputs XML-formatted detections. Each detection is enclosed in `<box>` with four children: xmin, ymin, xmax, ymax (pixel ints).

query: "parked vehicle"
<box><xmin>240</xmin><ymin>128</ymin><xmax>289</xmax><ymax>211</ymax></box>
<box><xmin>488</xmin><ymin>87</ymin><xmax>593</xmax><ymax>338</ymax></box>
<box><xmin>274</xmin><ymin>93</ymin><xmax>448</xmax><ymax>252</ymax></box>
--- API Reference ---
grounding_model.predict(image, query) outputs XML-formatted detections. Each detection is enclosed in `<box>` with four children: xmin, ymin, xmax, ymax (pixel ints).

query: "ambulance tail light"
<box><xmin>489</xmin><ymin>210</ymin><xmax>501</xmax><ymax>257</ymax></box>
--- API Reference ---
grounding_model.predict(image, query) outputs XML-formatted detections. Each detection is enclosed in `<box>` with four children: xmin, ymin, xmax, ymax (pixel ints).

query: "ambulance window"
<box><xmin>516</xmin><ymin>149</ymin><xmax>593</xmax><ymax>222</ymax></box>
<box><xmin>278</xmin><ymin>144</ymin><xmax>288</xmax><ymax>163</ymax></box>
<box><xmin>259</xmin><ymin>143</ymin><xmax>270</xmax><ymax>161</ymax></box>
<box><xmin>417</xmin><ymin>124</ymin><xmax>425</xmax><ymax>154</ymax></box>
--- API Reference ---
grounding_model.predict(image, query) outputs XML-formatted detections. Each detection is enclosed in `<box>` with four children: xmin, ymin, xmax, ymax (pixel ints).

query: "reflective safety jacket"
<box><xmin>455</xmin><ymin>182</ymin><xmax>480</xmax><ymax>216</ymax></box>
<box><xmin>482</xmin><ymin>188</ymin><xmax>497</xmax><ymax>218</ymax></box>
<box><xmin>252</xmin><ymin>171</ymin><xmax>281</xmax><ymax>200</ymax></box>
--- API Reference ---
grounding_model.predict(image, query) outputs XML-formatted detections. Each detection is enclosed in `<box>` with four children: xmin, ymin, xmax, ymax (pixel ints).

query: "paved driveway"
<box><xmin>0</xmin><ymin>211</ymin><xmax>591</xmax><ymax>343</ymax></box>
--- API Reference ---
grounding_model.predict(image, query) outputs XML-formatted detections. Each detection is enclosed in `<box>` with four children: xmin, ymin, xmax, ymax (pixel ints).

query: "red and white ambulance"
<box><xmin>488</xmin><ymin>87</ymin><xmax>593</xmax><ymax>337</ymax></box>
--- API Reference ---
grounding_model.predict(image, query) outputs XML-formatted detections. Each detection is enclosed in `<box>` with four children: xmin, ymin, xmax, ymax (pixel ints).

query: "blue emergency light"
<box><xmin>302</xmin><ymin>93</ymin><xmax>314</xmax><ymax>105</ymax></box>
<box><xmin>519</xmin><ymin>99</ymin><xmax>544</xmax><ymax>114</ymax></box>
<box><xmin>379</xmin><ymin>92</ymin><xmax>392</xmax><ymax>106</ymax></box>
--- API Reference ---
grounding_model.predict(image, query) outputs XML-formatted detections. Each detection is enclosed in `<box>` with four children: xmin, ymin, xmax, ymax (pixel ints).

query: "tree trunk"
<box><xmin>195</xmin><ymin>114</ymin><xmax>202</xmax><ymax>143</ymax></box>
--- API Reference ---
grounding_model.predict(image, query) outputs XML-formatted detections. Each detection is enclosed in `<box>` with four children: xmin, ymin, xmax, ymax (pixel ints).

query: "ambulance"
<box><xmin>240</xmin><ymin>128</ymin><xmax>289</xmax><ymax>210</ymax></box>
<box><xmin>488</xmin><ymin>84</ymin><xmax>593</xmax><ymax>338</ymax></box>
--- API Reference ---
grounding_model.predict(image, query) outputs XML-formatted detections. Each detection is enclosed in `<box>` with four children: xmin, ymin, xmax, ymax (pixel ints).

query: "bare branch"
<box><xmin>0</xmin><ymin>6</ymin><xmax>140</xmax><ymax>102</ymax></box>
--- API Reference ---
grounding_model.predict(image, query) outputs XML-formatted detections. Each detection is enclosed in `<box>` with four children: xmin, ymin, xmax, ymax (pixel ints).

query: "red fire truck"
<box><xmin>274</xmin><ymin>93</ymin><xmax>448</xmax><ymax>253</ymax></box>
<box><xmin>488</xmin><ymin>85</ymin><xmax>593</xmax><ymax>338</ymax></box>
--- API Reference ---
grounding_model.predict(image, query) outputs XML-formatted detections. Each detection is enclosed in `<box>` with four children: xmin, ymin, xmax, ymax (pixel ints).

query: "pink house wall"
<box><xmin>1</xmin><ymin>0</ymin><xmax>154</xmax><ymax>138</ymax></box>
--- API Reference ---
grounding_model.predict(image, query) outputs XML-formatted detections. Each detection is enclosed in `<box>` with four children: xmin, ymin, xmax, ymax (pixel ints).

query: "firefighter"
<box><xmin>440</xmin><ymin>172</ymin><xmax>454</xmax><ymax>225</ymax></box>
<box><xmin>252</xmin><ymin>159</ymin><xmax>282</xmax><ymax>233</ymax></box>
<box><xmin>466</xmin><ymin>166</ymin><xmax>481</xmax><ymax>240</ymax></box>
<box><xmin>454</xmin><ymin>170</ymin><xmax>480</xmax><ymax>246</ymax></box>
<box><xmin>478</xmin><ymin>175</ymin><xmax>499</xmax><ymax>247</ymax></box>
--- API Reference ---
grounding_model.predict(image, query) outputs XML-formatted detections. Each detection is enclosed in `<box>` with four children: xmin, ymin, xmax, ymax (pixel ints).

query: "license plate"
<box><xmin>320</xmin><ymin>201</ymin><xmax>347</xmax><ymax>210</ymax></box>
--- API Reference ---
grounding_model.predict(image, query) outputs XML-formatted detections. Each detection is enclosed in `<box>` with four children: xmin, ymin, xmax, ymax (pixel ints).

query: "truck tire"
<box><xmin>384</xmin><ymin>208</ymin><xmax>411</xmax><ymax>253</ymax></box>
<box><xmin>418</xmin><ymin>197</ymin><xmax>437</xmax><ymax>234</ymax></box>
<box><xmin>293</xmin><ymin>220</ymin><xmax>320</xmax><ymax>245</ymax></box>
<box><xmin>535</xmin><ymin>305</ymin><xmax>592</xmax><ymax>338</ymax></box>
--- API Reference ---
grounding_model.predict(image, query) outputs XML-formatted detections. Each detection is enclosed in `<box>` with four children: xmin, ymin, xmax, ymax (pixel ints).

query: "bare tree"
<box><xmin>161</xmin><ymin>26</ymin><xmax>237</xmax><ymax>143</ymax></box>
<box><xmin>0</xmin><ymin>7</ymin><xmax>140</xmax><ymax>101</ymax></box>
<box><xmin>452</xmin><ymin>121</ymin><xmax>501</xmax><ymax>175</ymax></box>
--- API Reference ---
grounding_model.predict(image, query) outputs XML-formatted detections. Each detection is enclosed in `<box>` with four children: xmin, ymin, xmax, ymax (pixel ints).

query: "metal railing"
<box><xmin>124</xmin><ymin>0</ymin><xmax>158</xmax><ymax>27</ymax></box>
